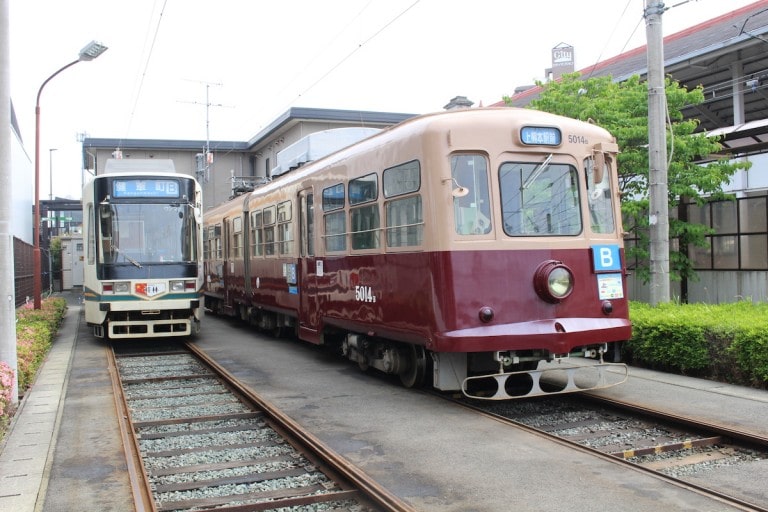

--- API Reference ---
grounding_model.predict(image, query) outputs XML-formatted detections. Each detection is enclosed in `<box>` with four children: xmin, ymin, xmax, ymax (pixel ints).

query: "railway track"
<box><xmin>108</xmin><ymin>341</ymin><xmax>414</xmax><ymax>512</ymax></box>
<box><xmin>453</xmin><ymin>393</ymin><xmax>768</xmax><ymax>511</ymax></box>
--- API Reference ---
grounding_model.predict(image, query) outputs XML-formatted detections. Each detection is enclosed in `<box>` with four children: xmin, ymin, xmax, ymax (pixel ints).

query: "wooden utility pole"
<box><xmin>645</xmin><ymin>0</ymin><xmax>670</xmax><ymax>305</ymax></box>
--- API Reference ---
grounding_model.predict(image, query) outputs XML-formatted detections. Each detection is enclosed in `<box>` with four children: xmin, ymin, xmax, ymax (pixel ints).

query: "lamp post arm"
<box><xmin>32</xmin><ymin>57</ymin><xmax>81</xmax><ymax>309</ymax></box>
<box><xmin>35</xmin><ymin>58</ymin><xmax>80</xmax><ymax>107</ymax></box>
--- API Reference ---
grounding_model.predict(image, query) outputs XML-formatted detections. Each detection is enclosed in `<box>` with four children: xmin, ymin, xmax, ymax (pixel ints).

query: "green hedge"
<box><xmin>1</xmin><ymin>297</ymin><xmax>67</xmax><ymax>441</ymax></box>
<box><xmin>626</xmin><ymin>301</ymin><xmax>768</xmax><ymax>387</ymax></box>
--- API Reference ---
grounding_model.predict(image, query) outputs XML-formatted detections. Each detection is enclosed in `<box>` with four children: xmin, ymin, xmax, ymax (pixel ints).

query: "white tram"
<box><xmin>82</xmin><ymin>159</ymin><xmax>204</xmax><ymax>339</ymax></box>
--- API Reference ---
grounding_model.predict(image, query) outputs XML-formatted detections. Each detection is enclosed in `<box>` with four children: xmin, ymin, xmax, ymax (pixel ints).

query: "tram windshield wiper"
<box><xmin>112</xmin><ymin>245</ymin><xmax>143</xmax><ymax>268</ymax></box>
<box><xmin>522</xmin><ymin>153</ymin><xmax>553</xmax><ymax>189</ymax></box>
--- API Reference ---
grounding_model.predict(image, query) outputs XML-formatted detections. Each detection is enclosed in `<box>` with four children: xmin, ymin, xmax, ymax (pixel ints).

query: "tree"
<box><xmin>504</xmin><ymin>73</ymin><xmax>750</xmax><ymax>285</ymax></box>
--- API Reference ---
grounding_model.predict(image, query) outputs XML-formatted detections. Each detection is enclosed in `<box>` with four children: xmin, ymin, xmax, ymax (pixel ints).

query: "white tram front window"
<box><xmin>98</xmin><ymin>203</ymin><xmax>198</xmax><ymax>264</ymax></box>
<box><xmin>451</xmin><ymin>154</ymin><xmax>492</xmax><ymax>235</ymax></box>
<box><xmin>585</xmin><ymin>155</ymin><xmax>616</xmax><ymax>234</ymax></box>
<box><xmin>499</xmin><ymin>159</ymin><xmax>582</xmax><ymax>236</ymax></box>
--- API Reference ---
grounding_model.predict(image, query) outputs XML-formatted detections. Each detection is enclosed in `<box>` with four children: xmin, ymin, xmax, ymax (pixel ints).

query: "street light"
<box><xmin>48</xmin><ymin>148</ymin><xmax>57</xmax><ymax>201</ymax></box>
<box><xmin>33</xmin><ymin>40</ymin><xmax>107</xmax><ymax>309</ymax></box>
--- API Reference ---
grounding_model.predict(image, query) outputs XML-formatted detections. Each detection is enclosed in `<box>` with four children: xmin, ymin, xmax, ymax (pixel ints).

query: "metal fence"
<box><xmin>12</xmin><ymin>237</ymin><xmax>53</xmax><ymax>308</ymax></box>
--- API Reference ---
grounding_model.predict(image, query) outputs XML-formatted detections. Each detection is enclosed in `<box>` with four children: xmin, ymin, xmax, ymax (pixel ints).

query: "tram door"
<box><xmin>222</xmin><ymin>216</ymin><xmax>233</xmax><ymax>310</ymax></box>
<box><xmin>298</xmin><ymin>189</ymin><xmax>321</xmax><ymax>342</ymax></box>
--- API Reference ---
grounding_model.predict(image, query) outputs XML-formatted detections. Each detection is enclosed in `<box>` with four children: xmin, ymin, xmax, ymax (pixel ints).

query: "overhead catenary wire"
<box><xmin>240</xmin><ymin>0</ymin><xmax>422</xmax><ymax>133</ymax></box>
<box><xmin>122</xmin><ymin>0</ymin><xmax>168</xmax><ymax>145</ymax></box>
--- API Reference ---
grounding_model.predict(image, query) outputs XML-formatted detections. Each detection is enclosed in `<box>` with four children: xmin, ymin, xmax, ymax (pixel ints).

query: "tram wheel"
<box><xmin>399</xmin><ymin>344</ymin><xmax>427</xmax><ymax>388</ymax></box>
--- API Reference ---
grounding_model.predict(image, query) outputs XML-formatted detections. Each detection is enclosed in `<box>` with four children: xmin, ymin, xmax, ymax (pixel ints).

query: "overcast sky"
<box><xmin>9</xmin><ymin>0</ymin><xmax>760</xmax><ymax>199</ymax></box>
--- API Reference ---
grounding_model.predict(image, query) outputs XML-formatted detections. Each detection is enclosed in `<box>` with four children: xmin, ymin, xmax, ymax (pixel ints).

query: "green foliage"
<box><xmin>14</xmin><ymin>298</ymin><xmax>67</xmax><ymax>390</ymax></box>
<box><xmin>0</xmin><ymin>297</ymin><xmax>67</xmax><ymax>440</ymax></box>
<box><xmin>504</xmin><ymin>73</ymin><xmax>751</xmax><ymax>284</ymax></box>
<box><xmin>627</xmin><ymin>301</ymin><xmax>768</xmax><ymax>387</ymax></box>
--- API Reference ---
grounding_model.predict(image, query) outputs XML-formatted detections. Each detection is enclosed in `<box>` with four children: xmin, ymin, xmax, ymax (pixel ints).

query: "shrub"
<box><xmin>0</xmin><ymin>297</ymin><xmax>67</xmax><ymax>440</ymax></box>
<box><xmin>627</xmin><ymin>301</ymin><xmax>768</xmax><ymax>387</ymax></box>
<box><xmin>0</xmin><ymin>361</ymin><xmax>14</xmax><ymax>428</ymax></box>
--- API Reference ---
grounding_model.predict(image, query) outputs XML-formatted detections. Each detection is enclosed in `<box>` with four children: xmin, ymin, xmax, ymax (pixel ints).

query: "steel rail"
<box><xmin>440</xmin><ymin>393</ymin><xmax>768</xmax><ymax>512</ymax></box>
<box><xmin>106</xmin><ymin>346</ymin><xmax>156</xmax><ymax>512</ymax></box>
<box><xmin>582</xmin><ymin>393</ymin><xmax>768</xmax><ymax>449</ymax></box>
<box><xmin>185</xmin><ymin>342</ymin><xmax>416</xmax><ymax>512</ymax></box>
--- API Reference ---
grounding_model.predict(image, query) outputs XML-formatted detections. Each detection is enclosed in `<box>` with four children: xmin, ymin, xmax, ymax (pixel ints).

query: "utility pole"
<box><xmin>179</xmin><ymin>80</ymin><xmax>226</xmax><ymax>183</ymax></box>
<box><xmin>0</xmin><ymin>0</ymin><xmax>18</xmax><ymax>407</ymax></box>
<box><xmin>645</xmin><ymin>0</ymin><xmax>670</xmax><ymax>305</ymax></box>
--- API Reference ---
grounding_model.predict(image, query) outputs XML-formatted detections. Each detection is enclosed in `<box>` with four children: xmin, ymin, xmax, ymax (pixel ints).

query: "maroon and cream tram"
<box><xmin>204</xmin><ymin>108</ymin><xmax>630</xmax><ymax>399</ymax></box>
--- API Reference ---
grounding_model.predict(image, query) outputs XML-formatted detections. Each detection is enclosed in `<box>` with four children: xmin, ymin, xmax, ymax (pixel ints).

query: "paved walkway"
<box><xmin>0</xmin><ymin>293</ymin><xmax>80</xmax><ymax>512</ymax></box>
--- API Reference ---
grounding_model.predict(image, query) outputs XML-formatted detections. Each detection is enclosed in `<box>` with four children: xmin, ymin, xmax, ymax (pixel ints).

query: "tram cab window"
<box><xmin>451</xmin><ymin>154</ymin><xmax>492</xmax><ymax>235</ymax></box>
<box><xmin>585</xmin><ymin>154</ymin><xmax>616</xmax><ymax>234</ymax></box>
<box><xmin>499</xmin><ymin>160</ymin><xmax>582</xmax><ymax>236</ymax></box>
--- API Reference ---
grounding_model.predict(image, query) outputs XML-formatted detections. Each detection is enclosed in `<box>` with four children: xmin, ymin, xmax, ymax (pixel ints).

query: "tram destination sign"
<box><xmin>520</xmin><ymin>126</ymin><xmax>562</xmax><ymax>146</ymax></box>
<box><xmin>113</xmin><ymin>179</ymin><xmax>180</xmax><ymax>198</ymax></box>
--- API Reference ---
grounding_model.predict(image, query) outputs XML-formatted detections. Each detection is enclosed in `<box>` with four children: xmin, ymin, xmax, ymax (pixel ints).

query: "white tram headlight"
<box><xmin>548</xmin><ymin>267</ymin><xmax>573</xmax><ymax>299</ymax></box>
<box><xmin>533</xmin><ymin>260</ymin><xmax>574</xmax><ymax>303</ymax></box>
<box><xmin>170</xmin><ymin>280</ymin><xmax>185</xmax><ymax>292</ymax></box>
<box><xmin>114</xmin><ymin>281</ymin><xmax>131</xmax><ymax>294</ymax></box>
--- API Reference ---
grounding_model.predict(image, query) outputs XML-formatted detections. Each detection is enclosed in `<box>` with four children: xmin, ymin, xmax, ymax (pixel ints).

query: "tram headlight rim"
<box><xmin>533</xmin><ymin>260</ymin><xmax>574</xmax><ymax>303</ymax></box>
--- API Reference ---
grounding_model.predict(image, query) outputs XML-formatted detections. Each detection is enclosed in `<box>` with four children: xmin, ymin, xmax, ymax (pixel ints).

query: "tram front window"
<box><xmin>499</xmin><ymin>160</ymin><xmax>582</xmax><ymax>236</ymax></box>
<box><xmin>98</xmin><ymin>203</ymin><xmax>197</xmax><ymax>264</ymax></box>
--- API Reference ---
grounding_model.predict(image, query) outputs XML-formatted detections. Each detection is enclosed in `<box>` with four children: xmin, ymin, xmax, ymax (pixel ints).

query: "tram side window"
<box><xmin>250</xmin><ymin>210</ymin><xmax>263</xmax><ymax>256</ymax></box>
<box><xmin>383</xmin><ymin>161</ymin><xmax>423</xmax><ymax>248</ymax></box>
<box><xmin>499</xmin><ymin>161</ymin><xmax>581</xmax><ymax>236</ymax></box>
<box><xmin>350</xmin><ymin>174</ymin><xmax>380</xmax><ymax>250</ymax></box>
<box><xmin>214</xmin><ymin>224</ymin><xmax>222</xmax><ymax>258</ymax></box>
<box><xmin>203</xmin><ymin>225</ymin><xmax>209</xmax><ymax>259</ymax></box>
<box><xmin>277</xmin><ymin>200</ymin><xmax>293</xmax><ymax>255</ymax></box>
<box><xmin>206</xmin><ymin>226</ymin><xmax>215</xmax><ymax>259</ymax></box>
<box><xmin>263</xmin><ymin>205</ymin><xmax>276</xmax><ymax>256</ymax></box>
<box><xmin>304</xmin><ymin>194</ymin><xmax>315</xmax><ymax>257</ymax></box>
<box><xmin>386</xmin><ymin>196</ymin><xmax>423</xmax><ymax>247</ymax></box>
<box><xmin>323</xmin><ymin>183</ymin><xmax>346</xmax><ymax>252</ymax></box>
<box><xmin>585</xmin><ymin>155</ymin><xmax>616</xmax><ymax>234</ymax></box>
<box><xmin>232</xmin><ymin>216</ymin><xmax>243</xmax><ymax>257</ymax></box>
<box><xmin>322</xmin><ymin>183</ymin><xmax>345</xmax><ymax>211</ymax></box>
<box><xmin>87</xmin><ymin>204</ymin><xmax>95</xmax><ymax>265</ymax></box>
<box><xmin>451</xmin><ymin>154</ymin><xmax>492</xmax><ymax>235</ymax></box>
<box><xmin>325</xmin><ymin>212</ymin><xmax>347</xmax><ymax>252</ymax></box>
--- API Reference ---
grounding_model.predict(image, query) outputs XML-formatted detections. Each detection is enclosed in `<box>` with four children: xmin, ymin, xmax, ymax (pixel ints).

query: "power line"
<box><xmin>122</xmin><ymin>0</ymin><xmax>168</xmax><ymax>144</ymax></box>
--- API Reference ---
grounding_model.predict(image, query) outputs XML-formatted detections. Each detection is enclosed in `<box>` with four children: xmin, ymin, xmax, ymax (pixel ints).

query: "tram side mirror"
<box><xmin>593</xmin><ymin>152</ymin><xmax>605</xmax><ymax>185</ymax></box>
<box><xmin>444</xmin><ymin>177</ymin><xmax>469</xmax><ymax>198</ymax></box>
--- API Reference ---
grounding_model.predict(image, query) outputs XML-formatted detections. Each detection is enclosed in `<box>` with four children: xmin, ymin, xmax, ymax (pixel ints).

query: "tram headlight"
<box><xmin>548</xmin><ymin>267</ymin><xmax>573</xmax><ymax>298</ymax></box>
<box><xmin>170</xmin><ymin>280</ymin><xmax>197</xmax><ymax>292</ymax></box>
<box><xmin>105</xmin><ymin>281</ymin><xmax>131</xmax><ymax>295</ymax></box>
<box><xmin>533</xmin><ymin>260</ymin><xmax>574</xmax><ymax>303</ymax></box>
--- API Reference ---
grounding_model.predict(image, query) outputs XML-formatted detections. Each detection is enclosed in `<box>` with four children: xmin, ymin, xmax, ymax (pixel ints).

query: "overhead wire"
<box><xmin>122</xmin><ymin>0</ymin><xmax>168</xmax><ymax>145</ymax></box>
<box><xmin>240</xmin><ymin>0</ymin><xmax>422</xmax><ymax>132</ymax></box>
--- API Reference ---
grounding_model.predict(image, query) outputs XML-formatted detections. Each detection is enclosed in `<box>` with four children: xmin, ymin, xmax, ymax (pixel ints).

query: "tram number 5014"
<box><xmin>355</xmin><ymin>285</ymin><xmax>377</xmax><ymax>303</ymax></box>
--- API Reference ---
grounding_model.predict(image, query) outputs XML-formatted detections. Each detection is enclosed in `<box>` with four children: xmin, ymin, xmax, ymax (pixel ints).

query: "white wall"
<box><xmin>10</xmin><ymin>124</ymin><xmax>32</xmax><ymax>244</ymax></box>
